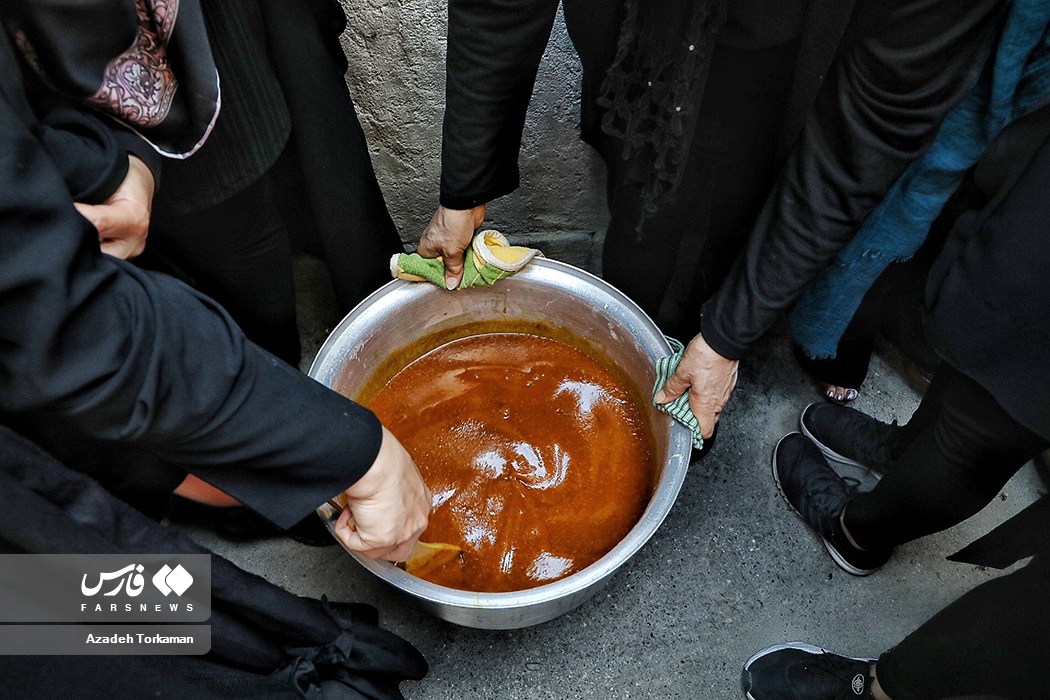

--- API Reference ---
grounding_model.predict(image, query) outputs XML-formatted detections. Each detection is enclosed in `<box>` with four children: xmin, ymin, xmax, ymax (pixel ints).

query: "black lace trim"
<box><xmin>598</xmin><ymin>0</ymin><xmax>727</xmax><ymax>228</ymax></box>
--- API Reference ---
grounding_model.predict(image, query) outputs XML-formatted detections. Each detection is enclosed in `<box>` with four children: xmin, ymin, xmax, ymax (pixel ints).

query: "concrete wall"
<box><xmin>338</xmin><ymin>1</ymin><xmax>609</xmax><ymax>270</ymax></box>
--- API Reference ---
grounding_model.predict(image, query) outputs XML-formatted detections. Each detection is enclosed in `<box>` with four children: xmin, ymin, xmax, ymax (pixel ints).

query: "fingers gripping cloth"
<box><xmin>392</xmin><ymin>230</ymin><xmax>542</xmax><ymax>289</ymax></box>
<box><xmin>653</xmin><ymin>337</ymin><xmax>704</xmax><ymax>450</ymax></box>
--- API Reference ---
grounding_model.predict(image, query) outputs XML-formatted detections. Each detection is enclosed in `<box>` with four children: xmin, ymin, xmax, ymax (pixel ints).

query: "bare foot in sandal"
<box><xmin>822</xmin><ymin>384</ymin><xmax>859</xmax><ymax>404</ymax></box>
<box><xmin>792</xmin><ymin>343</ymin><xmax>867</xmax><ymax>404</ymax></box>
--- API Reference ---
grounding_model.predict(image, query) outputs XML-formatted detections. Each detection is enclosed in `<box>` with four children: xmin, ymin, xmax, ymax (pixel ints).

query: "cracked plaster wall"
<box><xmin>337</xmin><ymin>1</ymin><xmax>608</xmax><ymax>267</ymax></box>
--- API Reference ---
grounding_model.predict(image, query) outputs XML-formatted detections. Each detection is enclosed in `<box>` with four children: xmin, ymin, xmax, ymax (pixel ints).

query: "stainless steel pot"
<box><xmin>309</xmin><ymin>258</ymin><xmax>691</xmax><ymax>629</ymax></box>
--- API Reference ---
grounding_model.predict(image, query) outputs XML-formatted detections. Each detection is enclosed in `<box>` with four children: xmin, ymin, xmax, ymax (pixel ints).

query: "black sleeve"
<box><xmin>699</xmin><ymin>0</ymin><xmax>1004</xmax><ymax>360</ymax></box>
<box><xmin>0</xmin><ymin>42</ymin><xmax>380</xmax><ymax>530</ymax></box>
<box><xmin>439</xmin><ymin>0</ymin><xmax>560</xmax><ymax>209</ymax></box>
<box><xmin>34</xmin><ymin>102</ymin><xmax>130</xmax><ymax>204</ymax></box>
<box><xmin>110</xmin><ymin>122</ymin><xmax>164</xmax><ymax>188</ymax></box>
<box><xmin>30</xmin><ymin>91</ymin><xmax>163</xmax><ymax>203</ymax></box>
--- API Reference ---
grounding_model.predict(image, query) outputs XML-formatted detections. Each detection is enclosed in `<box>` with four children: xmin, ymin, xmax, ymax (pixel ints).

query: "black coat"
<box><xmin>0</xmin><ymin>28</ymin><xmax>427</xmax><ymax>696</ymax></box>
<box><xmin>438</xmin><ymin>0</ymin><xmax>1006</xmax><ymax>355</ymax></box>
<box><xmin>438</xmin><ymin>0</ymin><xmax>824</xmax><ymax>209</ymax></box>
<box><xmin>924</xmin><ymin>104</ymin><xmax>1050</xmax><ymax>441</ymax></box>
<box><xmin>0</xmin><ymin>31</ymin><xmax>381</xmax><ymax>531</ymax></box>
<box><xmin>699</xmin><ymin>0</ymin><xmax>1005</xmax><ymax>359</ymax></box>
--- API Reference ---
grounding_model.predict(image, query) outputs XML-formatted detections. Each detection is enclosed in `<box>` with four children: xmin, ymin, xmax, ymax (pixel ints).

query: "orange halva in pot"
<box><xmin>367</xmin><ymin>331</ymin><xmax>656</xmax><ymax>592</ymax></box>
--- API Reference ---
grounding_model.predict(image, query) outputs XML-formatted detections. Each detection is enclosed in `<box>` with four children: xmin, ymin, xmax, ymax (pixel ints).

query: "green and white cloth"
<box><xmin>653</xmin><ymin>336</ymin><xmax>704</xmax><ymax>451</ymax></box>
<box><xmin>391</xmin><ymin>230</ymin><xmax>541</xmax><ymax>289</ymax></box>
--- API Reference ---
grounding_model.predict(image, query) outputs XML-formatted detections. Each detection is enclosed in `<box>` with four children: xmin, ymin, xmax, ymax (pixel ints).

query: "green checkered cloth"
<box><xmin>652</xmin><ymin>336</ymin><xmax>704</xmax><ymax>450</ymax></box>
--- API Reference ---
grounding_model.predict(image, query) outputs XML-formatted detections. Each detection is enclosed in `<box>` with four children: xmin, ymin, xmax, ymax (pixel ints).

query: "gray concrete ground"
<box><xmin>181</xmin><ymin>255</ymin><xmax>1043</xmax><ymax>700</ymax></box>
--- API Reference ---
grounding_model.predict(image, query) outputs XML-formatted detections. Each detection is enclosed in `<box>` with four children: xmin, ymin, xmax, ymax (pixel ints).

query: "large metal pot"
<box><xmin>309</xmin><ymin>258</ymin><xmax>691</xmax><ymax>629</ymax></box>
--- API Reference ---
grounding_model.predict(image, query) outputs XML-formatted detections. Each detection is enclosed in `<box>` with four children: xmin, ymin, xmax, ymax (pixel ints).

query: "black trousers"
<box><xmin>149</xmin><ymin>172</ymin><xmax>302</xmax><ymax>367</ymax></box>
<box><xmin>877</xmin><ymin>547</ymin><xmax>1050</xmax><ymax>700</ymax></box>
<box><xmin>841</xmin><ymin>365</ymin><xmax>1050</xmax><ymax>698</ymax></box>
<box><xmin>845</xmin><ymin>364</ymin><xmax>1049</xmax><ymax>550</ymax></box>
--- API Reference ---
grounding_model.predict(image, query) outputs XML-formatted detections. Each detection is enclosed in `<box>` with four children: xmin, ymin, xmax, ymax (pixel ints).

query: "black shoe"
<box><xmin>772</xmin><ymin>434</ymin><xmax>890</xmax><ymax>576</ymax></box>
<box><xmin>742</xmin><ymin>641</ymin><xmax>876</xmax><ymax>699</ymax></box>
<box><xmin>690</xmin><ymin>424</ymin><xmax>718</xmax><ymax>464</ymax></box>
<box><xmin>285</xmin><ymin>512</ymin><xmax>337</xmax><ymax>547</ymax></box>
<box><xmin>800</xmin><ymin>403</ymin><xmax>900</xmax><ymax>488</ymax></box>
<box><xmin>166</xmin><ymin>497</ymin><xmax>283</xmax><ymax>541</ymax></box>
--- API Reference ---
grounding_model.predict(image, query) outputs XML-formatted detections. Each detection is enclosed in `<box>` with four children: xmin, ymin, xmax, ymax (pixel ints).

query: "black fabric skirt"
<box><xmin>0</xmin><ymin>424</ymin><xmax>427</xmax><ymax>698</ymax></box>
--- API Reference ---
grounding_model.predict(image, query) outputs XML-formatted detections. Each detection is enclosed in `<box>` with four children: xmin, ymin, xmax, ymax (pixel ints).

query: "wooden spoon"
<box><xmin>402</xmin><ymin>540</ymin><xmax>463</xmax><ymax>577</ymax></box>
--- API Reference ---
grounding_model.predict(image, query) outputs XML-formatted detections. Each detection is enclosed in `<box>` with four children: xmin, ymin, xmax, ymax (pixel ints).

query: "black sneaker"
<box><xmin>800</xmin><ymin>403</ymin><xmax>900</xmax><ymax>489</ymax></box>
<box><xmin>742</xmin><ymin>641</ymin><xmax>876</xmax><ymax>699</ymax></box>
<box><xmin>772</xmin><ymin>434</ymin><xmax>891</xmax><ymax>576</ymax></box>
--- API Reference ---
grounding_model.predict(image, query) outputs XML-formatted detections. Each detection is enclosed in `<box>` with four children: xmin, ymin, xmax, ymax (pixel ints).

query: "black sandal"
<box><xmin>792</xmin><ymin>338</ymin><xmax>871</xmax><ymax>405</ymax></box>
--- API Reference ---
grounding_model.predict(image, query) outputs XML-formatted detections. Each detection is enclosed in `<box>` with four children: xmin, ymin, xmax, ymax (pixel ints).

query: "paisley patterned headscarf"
<box><xmin>3</xmin><ymin>0</ymin><xmax>220</xmax><ymax>158</ymax></box>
